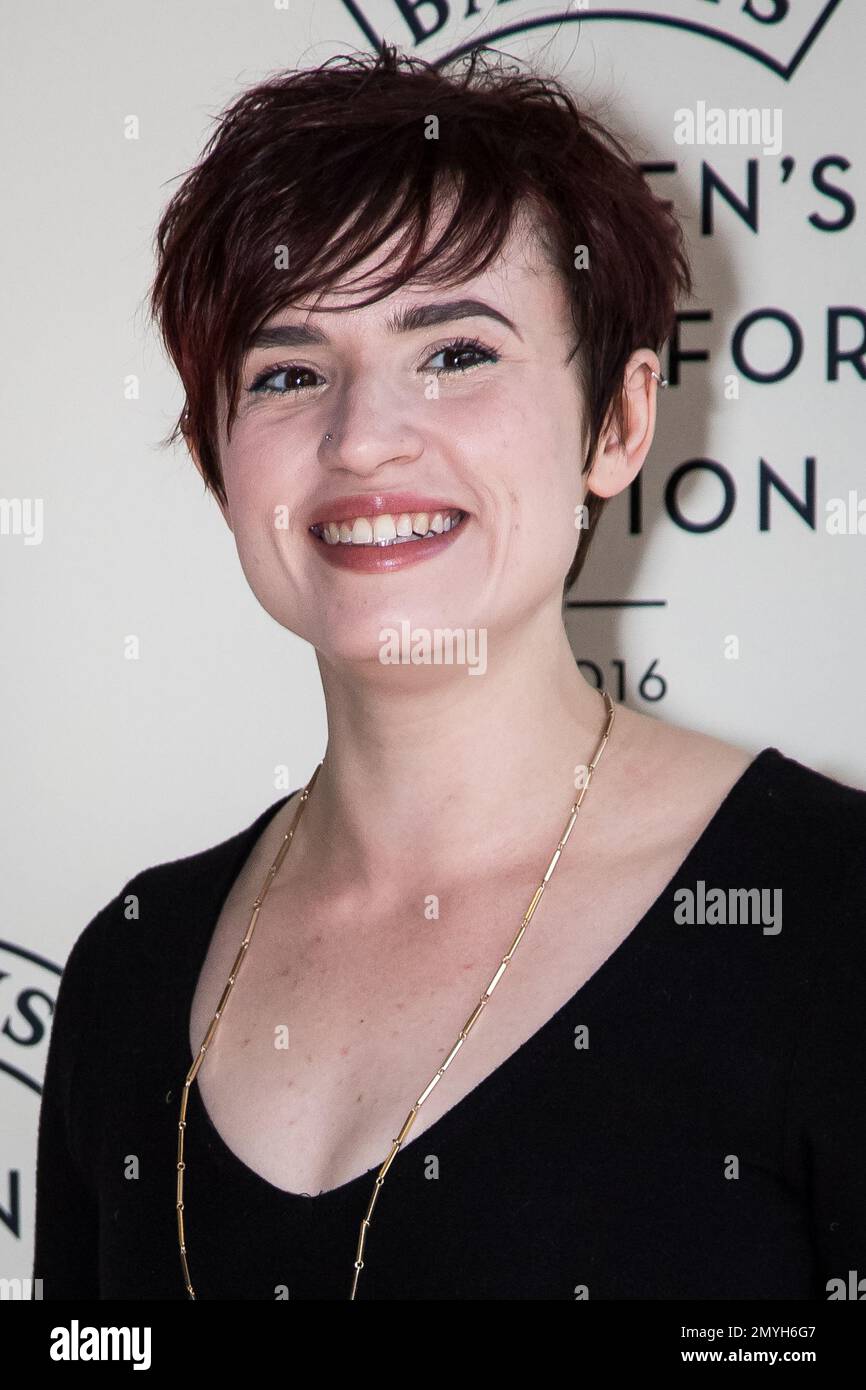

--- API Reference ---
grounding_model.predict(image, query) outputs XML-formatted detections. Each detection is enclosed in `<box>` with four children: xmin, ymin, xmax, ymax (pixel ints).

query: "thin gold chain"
<box><xmin>176</xmin><ymin>686</ymin><xmax>615</xmax><ymax>1299</ymax></box>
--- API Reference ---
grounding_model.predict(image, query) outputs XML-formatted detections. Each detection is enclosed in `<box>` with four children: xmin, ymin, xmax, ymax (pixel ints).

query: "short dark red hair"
<box><xmin>147</xmin><ymin>45</ymin><xmax>692</xmax><ymax>593</ymax></box>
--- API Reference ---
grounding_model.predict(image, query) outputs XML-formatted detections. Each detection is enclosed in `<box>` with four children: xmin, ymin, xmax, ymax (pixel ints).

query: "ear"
<box><xmin>585</xmin><ymin>349</ymin><xmax>662</xmax><ymax>501</ymax></box>
<box><xmin>183</xmin><ymin>414</ymin><xmax>234</xmax><ymax>532</ymax></box>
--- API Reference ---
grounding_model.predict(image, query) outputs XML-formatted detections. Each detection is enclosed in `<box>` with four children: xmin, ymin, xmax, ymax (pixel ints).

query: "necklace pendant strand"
<box><xmin>176</xmin><ymin>776</ymin><xmax>320</xmax><ymax>1300</ymax></box>
<box><xmin>177</xmin><ymin>687</ymin><xmax>615</xmax><ymax>1300</ymax></box>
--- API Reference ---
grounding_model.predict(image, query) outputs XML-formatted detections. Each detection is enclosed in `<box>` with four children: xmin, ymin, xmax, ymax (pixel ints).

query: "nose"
<box><xmin>317</xmin><ymin>378</ymin><xmax>425</xmax><ymax>478</ymax></box>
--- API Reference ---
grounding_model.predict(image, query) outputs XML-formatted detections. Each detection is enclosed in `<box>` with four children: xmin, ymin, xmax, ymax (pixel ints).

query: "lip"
<box><xmin>307</xmin><ymin>493</ymin><xmax>466</xmax><ymax>527</ymax></box>
<box><xmin>308</xmin><ymin>509</ymin><xmax>470</xmax><ymax>573</ymax></box>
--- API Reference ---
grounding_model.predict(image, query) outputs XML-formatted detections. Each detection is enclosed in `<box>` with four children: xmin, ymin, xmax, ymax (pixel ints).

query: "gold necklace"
<box><xmin>176</xmin><ymin>686</ymin><xmax>615</xmax><ymax>1299</ymax></box>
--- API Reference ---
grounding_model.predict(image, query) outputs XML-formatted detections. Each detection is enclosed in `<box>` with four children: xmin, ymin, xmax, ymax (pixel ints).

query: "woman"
<box><xmin>33</xmin><ymin>47</ymin><xmax>866</xmax><ymax>1301</ymax></box>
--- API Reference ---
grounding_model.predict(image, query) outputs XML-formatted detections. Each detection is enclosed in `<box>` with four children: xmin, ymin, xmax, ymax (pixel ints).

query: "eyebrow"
<box><xmin>247</xmin><ymin>298</ymin><xmax>522</xmax><ymax>351</ymax></box>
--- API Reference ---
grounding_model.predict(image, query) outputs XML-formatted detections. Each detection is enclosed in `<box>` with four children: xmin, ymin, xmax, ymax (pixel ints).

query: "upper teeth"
<box><xmin>316</xmin><ymin>509</ymin><xmax>463</xmax><ymax>545</ymax></box>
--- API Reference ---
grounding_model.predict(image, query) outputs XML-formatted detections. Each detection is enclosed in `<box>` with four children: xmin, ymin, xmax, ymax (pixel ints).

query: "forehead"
<box><xmin>273</xmin><ymin>199</ymin><xmax>570</xmax><ymax>333</ymax></box>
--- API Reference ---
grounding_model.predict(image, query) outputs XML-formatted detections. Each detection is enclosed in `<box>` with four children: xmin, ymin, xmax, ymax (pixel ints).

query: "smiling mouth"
<box><xmin>310</xmin><ymin>508</ymin><xmax>468</xmax><ymax>547</ymax></box>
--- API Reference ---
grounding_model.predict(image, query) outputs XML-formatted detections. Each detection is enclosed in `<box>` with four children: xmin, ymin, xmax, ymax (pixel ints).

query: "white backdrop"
<box><xmin>1</xmin><ymin>0</ymin><xmax>863</xmax><ymax>1285</ymax></box>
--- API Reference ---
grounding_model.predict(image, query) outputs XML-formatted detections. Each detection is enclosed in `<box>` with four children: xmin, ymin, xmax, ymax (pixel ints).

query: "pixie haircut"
<box><xmin>148</xmin><ymin>45</ymin><xmax>692</xmax><ymax>593</ymax></box>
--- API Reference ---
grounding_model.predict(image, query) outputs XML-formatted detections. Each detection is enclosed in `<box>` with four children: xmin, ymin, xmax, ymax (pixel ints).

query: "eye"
<box><xmin>423</xmin><ymin>337</ymin><xmax>499</xmax><ymax>375</ymax></box>
<box><xmin>247</xmin><ymin>363</ymin><xmax>324</xmax><ymax>397</ymax></box>
<box><xmin>245</xmin><ymin>335</ymin><xmax>500</xmax><ymax>399</ymax></box>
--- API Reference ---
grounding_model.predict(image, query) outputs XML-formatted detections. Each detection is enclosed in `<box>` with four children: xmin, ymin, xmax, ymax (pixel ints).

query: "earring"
<box><xmin>650</xmin><ymin>369</ymin><xmax>669</xmax><ymax>388</ymax></box>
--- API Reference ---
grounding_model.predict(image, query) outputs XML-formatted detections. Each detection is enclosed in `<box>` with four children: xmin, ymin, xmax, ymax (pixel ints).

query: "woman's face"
<box><xmin>211</xmin><ymin>213</ymin><xmax>602</xmax><ymax>670</ymax></box>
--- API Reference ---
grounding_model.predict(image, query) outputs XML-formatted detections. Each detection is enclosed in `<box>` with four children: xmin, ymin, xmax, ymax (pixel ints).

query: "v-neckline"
<box><xmin>182</xmin><ymin>747</ymin><xmax>784</xmax><ymax>1204</ymax></box>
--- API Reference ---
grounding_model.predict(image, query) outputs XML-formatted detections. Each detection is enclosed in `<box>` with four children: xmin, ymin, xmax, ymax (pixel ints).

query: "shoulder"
<box><xmin>709</xmin><ymin>735</ymin><xmax>866</xmax><ymax>898</ymax></box>
<box><xmin>39</xmin><ymin>794</ymin><xmax>295</xmax><ymax>1149</ymax></box>
<box><xmin>755</xmin><ymin>751</ymin><xmax>866</xmax><ymax>983</ymax></box>
<box><xmin>697</xmin><ymin>738</ymin><xmax>866</xmax><ymax>976</ymax></box>
<box><xmin>739</xmin><ymin>745</ymin><xmax>866</xmax><ymax>874</ymax></box>
<box><xmin>657</xmin><ymin>726</ymin><xmax>866</xmax><ymax>1034</ymax></box>
<box><xmin>634</xmin><ymin>707</ymin><xmax>866</xmax><ymax>868</ymax></box>
<box><xmin>58</xmin><ymin>793</ymin><xmax>294</xmax><ymax>990</ymax></box>
<box><xmin>618</xmin><ymin>709</ymin><xmax>866</xmax><ymax>932</ymax></box>
<box><xmin>762</xmin><ymin>745</ymin><xmax>866</xmax><ymax>814</ymax></box>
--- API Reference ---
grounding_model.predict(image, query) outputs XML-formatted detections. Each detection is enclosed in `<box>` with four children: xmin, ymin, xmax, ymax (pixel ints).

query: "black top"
<box><xmin>32</xmin><ymin>747</ymin><xmax>866</xmax><ymax>1300</ymax></box>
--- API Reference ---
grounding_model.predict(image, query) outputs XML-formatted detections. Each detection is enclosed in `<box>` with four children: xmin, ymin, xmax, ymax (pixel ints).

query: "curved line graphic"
<box><xmin>0</xmin><ymin>1060</ymin><xmax>42</xmax><ymax>1096</ymax></box>
<box><xmin>436</xmin><ymin>10</ymin><xmax>839</xmax><ymax>81</ymax></box>
<box><xmin>0</xmin><ymin>939</ymin><xmax>61</xmax><ymax>975</ymax></box>
<box><xmin>340</xmin><ymin>2</ymin><xmax>842</xmax><ymax>83</ymax></box>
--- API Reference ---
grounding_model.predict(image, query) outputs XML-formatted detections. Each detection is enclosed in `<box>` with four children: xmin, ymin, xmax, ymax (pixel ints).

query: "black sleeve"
<box><xmin>31</xmin><ymin>895</ymin><xmax>117</xmax><ymax>1300</ymax></box>
<box><xmin>782</xmin><ymin>840</ymin><xmax>866</xmax><ymax>1296</ymax></box>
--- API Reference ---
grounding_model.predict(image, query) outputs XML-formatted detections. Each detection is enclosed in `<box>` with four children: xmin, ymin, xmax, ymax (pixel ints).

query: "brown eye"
<box><xmin>248</xmin><ymin>363</ymin><xmax>324</xmax><ymax>396</ymax></box>
<box><xmin>424</xmin><ymin>338</ymin><xmax>499</xmax><ymax>375</ymax></box>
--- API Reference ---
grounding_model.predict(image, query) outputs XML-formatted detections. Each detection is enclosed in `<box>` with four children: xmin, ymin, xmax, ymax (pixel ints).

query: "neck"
<box><xmin>293</xmin><ymin>606</ymin><xmax>631</xmax><ymax>894</ymax></box>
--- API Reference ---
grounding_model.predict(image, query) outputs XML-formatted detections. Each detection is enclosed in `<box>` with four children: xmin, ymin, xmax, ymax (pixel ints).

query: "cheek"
<box><xmin>222</xmin><ymin>433</ymin><xmax>310</xmax><ymax>548</ymax></box>
<box><xmin>460</xmin><ymin>388</ymin><xmax>577</xmax><ymax>557</ymax></box>
<box><xmin>511</xmin><ymin>484</ymin><xmax>575</xmax><ymax>577</ymax></box>
<box><xmin>219</xmin><ymin>469</ymin><xmax>284</xmax><ymax>597</ymax></box>
<box><xmin>496</xmin><ymin>390</ymin><xmax>578</xmax><ymax>521</ymax></box>
<box><xmin>221</xmin><ymin>430</ymin><xmax>280</xmax><ymax>509</ymax></box>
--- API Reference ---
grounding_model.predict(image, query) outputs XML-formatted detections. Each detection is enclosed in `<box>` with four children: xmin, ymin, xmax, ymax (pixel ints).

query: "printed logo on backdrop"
<box><xmin>341</xmin><ymin>0</ymin><xmax>842</xmax><ymax>79</ymax></box>
<box><xmin>0</xmin><ymin>941</ymin><xmax>60</xmax><ymax>1246</ymax></box>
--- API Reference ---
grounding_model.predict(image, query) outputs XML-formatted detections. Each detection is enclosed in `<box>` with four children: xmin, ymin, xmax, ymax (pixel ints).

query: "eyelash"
<box><xmin>246</xmin><ymin>336</ymin><xmax>500</xmax><ymax>397</ymax></box>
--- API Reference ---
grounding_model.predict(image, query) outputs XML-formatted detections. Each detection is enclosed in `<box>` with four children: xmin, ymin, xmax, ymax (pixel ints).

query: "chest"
<box><xmin>187</xmin><ymin>818</ymin><xmax>698</xmax><ymax>1198</ymax></box>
